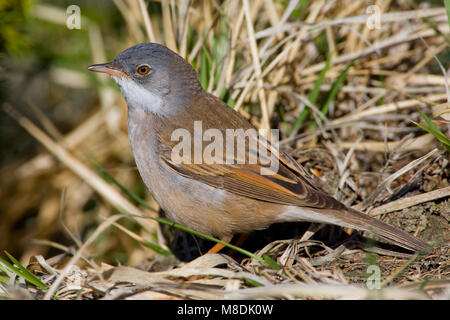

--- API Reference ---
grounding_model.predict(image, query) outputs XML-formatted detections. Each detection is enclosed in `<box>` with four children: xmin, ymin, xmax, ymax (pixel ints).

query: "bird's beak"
<box><xmin>87</xmin><ymin>62</ymin><xmax>128</xmax><ymax>77</ymax></box>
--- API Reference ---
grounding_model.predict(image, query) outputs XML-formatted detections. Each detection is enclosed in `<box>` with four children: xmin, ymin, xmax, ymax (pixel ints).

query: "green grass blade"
<box><xmin>309</xmin><ymin>61</ymin><xmax>352</xmax><ymax>130</ymax></box>
<box><xmin>308</xmin><ymin>56</ymin><xmax>332</xmax><ymax>104</ymax></box>
<box><xmin>148</xmin><ymin>217</ymin><xmax>271</xmax><ymax>267</ymax></box>
<box><xmin>93</xmin><ymin>160</ymin><xmax>157</xmax><ymax>212</ymax></box>
<box><xmin>1</xmin><ymin>252</ymin><xmax>48</xmax><ymax>291</ymax></box>
<box><xmin>277</xmin><ymin>103</ymin><xmax>286</xmax><ymax>122</ymax></box>
<box><xmin>262</xmin><ymin>254</ymin><xmax>281</xmax><ymax>270</ymax></box>
<box><xmin>93</xmin><ymin>161</ymin><xmax>173</xmax><ymax>256</ymax></box>
<box><xmin>412</xmin><ymin>121</ymin><xmax>450</xmax><ymax>151</ymax></box>
<box><xmin>416</xmin><ymin>108</ymin><xmax>450</xmax><ymax>142</ymax></box>
<box><xmin>199</xmin><ymin>47</ymin><xmax>211</xmax><ymax>90</ymax></box>
<box><xmin>0</xmin><ymin>257</ymin><xmax>19</xmax><ymax>275</ymax></box>
<box><xmin>142</xmin><ymin>241</ymin><xmax>172</xmax><ymax>256</ymax></box>
<box><xmin>418</xmin><ymin>121</ymin><xmax>450</xmax><ymax>145</ymax></box>
<box><xmin>0</xmin><ymin>275</ymin><xmax>9</xmax><ymax>284</ymax></box>
<box><xmin>413</xmin><ymin>108</ymin><xmax>450</xmax><ymax>151</ymax></box>
<box><xmin>243</xmin><ymin>277</ymin><xmax>264</xmax><ymax>287</ymax></box>
<box><xmin>445</xmin><ymin>0</ymin><xmax>450</xmax><ymax>31</ymax></box>
<box><xmin>289</xmin><ymin>55</ymin><xmax>331</xmax><ymax>136</ymax></box>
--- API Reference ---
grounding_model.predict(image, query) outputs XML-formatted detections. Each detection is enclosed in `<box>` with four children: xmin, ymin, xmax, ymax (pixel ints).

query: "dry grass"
<box><xmin>0</xmin><ymin>0</ymin><xmax>449</xmax><ymax>300</ymax></box>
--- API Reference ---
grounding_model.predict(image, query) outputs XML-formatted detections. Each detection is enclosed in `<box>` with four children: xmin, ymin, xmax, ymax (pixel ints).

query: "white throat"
<box><xmin>112</xmin><ymin>76</ymin><xmax>165</xmax><ymax>115</ymax></box>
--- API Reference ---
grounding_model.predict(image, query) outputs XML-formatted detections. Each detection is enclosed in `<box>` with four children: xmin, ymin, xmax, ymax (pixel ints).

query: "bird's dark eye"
<box><xmin>136</xmin><ymin>65</ymin><xmax>150</xmax><ymax>75</ymax></box>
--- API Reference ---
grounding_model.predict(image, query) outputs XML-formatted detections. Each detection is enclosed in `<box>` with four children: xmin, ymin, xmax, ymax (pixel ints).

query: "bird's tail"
<box><xmin>330</xmin><ymin>207</ymin><xmax>429</xmax><ymax>252</ymax></box>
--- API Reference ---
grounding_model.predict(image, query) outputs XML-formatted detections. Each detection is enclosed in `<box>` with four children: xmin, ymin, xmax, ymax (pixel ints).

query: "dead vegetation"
<box><xmin>0</xmin><ymin>0</ymin><xmax>449</xmax><ymax>300</ymax></box>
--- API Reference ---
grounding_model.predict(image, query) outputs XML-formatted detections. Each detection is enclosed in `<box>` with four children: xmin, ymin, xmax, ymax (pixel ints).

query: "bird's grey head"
<box><xmin>88</xmin><ymin>43</ymin><xmax>202</xmax><ymax>115</ymax></box>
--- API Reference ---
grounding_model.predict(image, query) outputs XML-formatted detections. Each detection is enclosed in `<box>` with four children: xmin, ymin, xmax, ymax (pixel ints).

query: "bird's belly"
<box><xmin>132</xmin><ymin>144</ymin><xmax>283</xmax><ymax>236</ymax></box>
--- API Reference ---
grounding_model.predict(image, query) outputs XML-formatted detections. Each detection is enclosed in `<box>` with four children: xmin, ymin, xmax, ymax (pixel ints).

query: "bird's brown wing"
<box><xmin>158</xmin><ymin>94</ymin><xmax>346</xmax><ymax>211</ymax></box>
<box><xmin>163</xmin><ymin>156</ymin><xmax>345</xmax><ymax>210</ymax></box>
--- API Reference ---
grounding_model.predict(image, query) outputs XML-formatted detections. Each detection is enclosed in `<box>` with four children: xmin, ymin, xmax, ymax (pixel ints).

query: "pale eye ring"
<box><xmin>136</xmin><ymin>64</ymin><xmax>151</xmax><ymax>75</ymax></box>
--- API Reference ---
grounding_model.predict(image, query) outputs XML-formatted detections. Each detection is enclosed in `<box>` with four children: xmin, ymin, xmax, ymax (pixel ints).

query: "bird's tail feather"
<box><xmin>333</xmin><ymin>207</ymin><xmax>429</xmax><ymax>252</ymax></box>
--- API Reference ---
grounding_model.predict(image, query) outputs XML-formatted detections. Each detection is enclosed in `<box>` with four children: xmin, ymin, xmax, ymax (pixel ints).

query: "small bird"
<box><xmin>88</xmin><ymin>43</ymin><xmax>427</xmax><ymax>252</ymax></box>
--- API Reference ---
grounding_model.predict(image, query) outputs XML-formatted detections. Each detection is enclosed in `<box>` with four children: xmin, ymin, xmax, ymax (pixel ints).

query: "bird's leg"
<box><xmin>234</xmin><ymin>232</ymin><xmax>251</xmax><ymax>247</ymax></box>
<box><xmin>344</xmin><ymin>227</ymin><xmax>354</xmax><ymax>235</ymax></box>
<box><xmin>206</xmin><ymin>234</ymin><xmax>233</xmax><ymax>254</ymax></box>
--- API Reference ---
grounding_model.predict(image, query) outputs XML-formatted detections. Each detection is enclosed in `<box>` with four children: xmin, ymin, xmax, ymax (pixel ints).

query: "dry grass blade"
<box><xmin>331</xmin><ymin>94</ymin><xmax>448</xmax><ymax>125</ymax></box>
<box><xmin>301</xmin><ymin>23</ymin><xmax>449</xmax><ymax>76</ymax></box>
<box><xmin>112</xmin><ymin>0</ymin><xmax>144</xmax><ymax>43</ymax></box>
<box><xmin>224</xmin><ymin>283</ymin><xmax>428</xmax><ymax>300</ymax></box>
<box><xmin>369</xmin><ymin>185</ymin><xmax>450</xmax><ymax>216</ymax></box>
<box><xmin>161</xmin><ymin>0</ymin><xmax>178</xmax><ymax>52</ymax></box>
<box><xmin>328</xmin><ymin>134</ymin><xmax>437</xmax><ymax>152</ymax></box>
<box><xmin>138</xmin><ymin>0</ymin><xmax>156</xmax><ymax>42</ymax></box>
<box><xmin>44</xmin><ymin>214</ymin><xmax>125</xmax><ymax>299</ymax></box>
<box><xmin>242</xmin><ymin>0</ymin><xmax>270</xmax><ymax>131</ymax></box>
<box><xmin>380</xmin><ymin>148</ymin><xmax>439</xmax><ymax>194</ymax></box>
